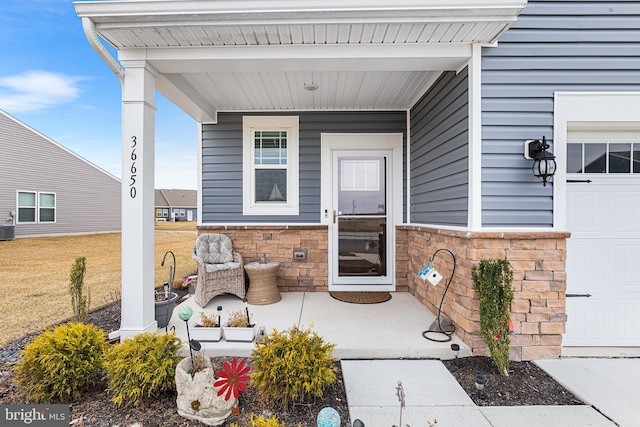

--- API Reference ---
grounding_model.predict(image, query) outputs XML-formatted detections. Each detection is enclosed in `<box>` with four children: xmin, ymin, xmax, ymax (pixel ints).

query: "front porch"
<box><xmin>197</xmin><ymin>225</ymin><xmax>570</xmax><ymax>361</ymax></box>
<box><xmin>168</xmin><ymin>292</ymin><xmax>471</xmax><ymax>360</ymax></box>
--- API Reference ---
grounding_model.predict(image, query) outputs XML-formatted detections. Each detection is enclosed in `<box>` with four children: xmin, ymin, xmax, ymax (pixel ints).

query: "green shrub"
<box><xmin>251</xmin><ymin>325</ymin><xmax>337</xmax><ymax>410</ymax></box>
<box><xmin>472</xmin><ymin>258</ymin><xmax>514</xmax><ymax>376</ymax></box>
<box><xmin>231</xmin><ymin>414</ymin><xmax>288</xmax><ymax>427</ymax></box>
<box><xmin>103</xmin><ymin>332</ymin><xmax>181</xmax><ymax>407</ymax></box>
<box><xmin>69</xmin><ymin>256</ymin><xmax>90</xmax><ymax>322</ymax></box>
<box><xmin>13</xmin><ymin>322</ymin><xmax>105</xmax><ymax>403</ymax></box>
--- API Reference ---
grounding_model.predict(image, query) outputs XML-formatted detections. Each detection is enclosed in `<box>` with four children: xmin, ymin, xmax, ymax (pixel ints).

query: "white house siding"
<box><xmin>409</xmin><ymin>69</ymin><xmax>469</xmax><ymax>227</ymax></box>
<box><xmin>481</xmin><ymin>0</ymin><xmax>640</xmax><ymax>227</ymax></box>
<box><xmin>0</xmin><ymin>111</ymin><xmax>121</xmax><ymax>237</ymax></box>
<box><xmin>201</xmin><ymin>111</ymin><xmax>407</xmax><ymax>224</ymax></box>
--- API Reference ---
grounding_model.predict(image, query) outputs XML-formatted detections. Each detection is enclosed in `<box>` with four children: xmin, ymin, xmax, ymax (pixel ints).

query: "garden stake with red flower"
<box><xmin>214</xmin><ymin>357</ymin><xmax>251</xmax><ymax>416</ymax></box>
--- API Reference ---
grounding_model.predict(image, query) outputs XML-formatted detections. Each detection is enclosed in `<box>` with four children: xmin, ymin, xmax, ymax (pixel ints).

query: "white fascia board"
<box><xmin>119</xmin><ymin>43</ymin><xmax>472</xmax><ymax>73</ymax></box>
<box><xmin>74</xmin><ymin>0</ymin><xmax>526</xmax><ymax>25</ymax></box>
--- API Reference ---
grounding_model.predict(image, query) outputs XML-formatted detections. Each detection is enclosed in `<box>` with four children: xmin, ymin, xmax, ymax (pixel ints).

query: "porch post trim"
<box><xmin>467</xmin><ymin>43</ymin><xmax>483</xmax><ymax>230</ymax></box>
<box><xmin>119</xmin><ymin>60</ymin><xmax>158</xmax><ymax>339</ymax></box>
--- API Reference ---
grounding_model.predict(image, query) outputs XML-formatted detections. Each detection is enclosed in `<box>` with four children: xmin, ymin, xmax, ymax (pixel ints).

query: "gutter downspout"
<box><xmin>81</xmin><ymin>17</ymin><xmax>125</xmax><ymax>85</ymax></box>
<box><xmin>81</xmin><ymin>17</ymin><xmax>125</xmax><ymax>342</ymax></box>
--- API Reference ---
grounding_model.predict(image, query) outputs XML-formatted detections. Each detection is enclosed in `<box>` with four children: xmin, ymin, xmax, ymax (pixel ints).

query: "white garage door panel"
<box><xmin>566</xmin><ymin>297</ymin><xmax>608</xmax><ymax>346</ymax></box>
<box><xmin>568</xmin><ymin>191</ymin><xmax>605</xmax><ymax>236</ymax></box>
<box><xmin>613</xmin><ymin>191</ymin><xmax>640</xmax><ymax>233</ymax></box>
<box><xmin>616</xmin><ymin>245</ymin><xmax>640</xmax><ymax>287</ymax></box>
<box><xmin>566</xmin><ymin>177</ymin><xmax>640</xmax><ymax>347</ymax></box>
<box><xmin>615</xmin><ymin>298</ymin><xmax>640</xmax><ymax>343</ymax></box>
<box><xmin>566</xmin><ymin>244</ymin><xmax>604</xmax><ymax>288</ymax></box>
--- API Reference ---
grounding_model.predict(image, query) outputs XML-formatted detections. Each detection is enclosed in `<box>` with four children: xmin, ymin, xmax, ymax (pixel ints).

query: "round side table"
<box><xmin>245</xmin><ymin>261</ymin><xmax>281</xmax><ymax>305</ymax></box>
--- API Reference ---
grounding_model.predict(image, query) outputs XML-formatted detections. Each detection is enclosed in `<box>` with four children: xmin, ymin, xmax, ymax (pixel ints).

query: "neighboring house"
<box><xmin>155</xmin><ymin>189</ymin><xmax>197</xmax><ymax>221</ymax></box>
<box><xmin>75</xmin><ymin>0</ymin><xmax>640</xmax><ymax>358</ymax></box>
<box><xmin>0</xmin><ymin>110</ymin><xmax>121</xmax><ymax>238</ymax></box>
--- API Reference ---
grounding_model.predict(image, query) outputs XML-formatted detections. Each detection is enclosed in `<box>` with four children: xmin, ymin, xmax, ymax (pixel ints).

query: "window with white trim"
<box><xmin>17</xmin><ymin>191</ymin><xmax>56</xmax><ymax>223</ymax></box>
<box><xmin>243</xmin><ymin>116</ymin><xmax>299</xmax><ymax>215</ymax></box>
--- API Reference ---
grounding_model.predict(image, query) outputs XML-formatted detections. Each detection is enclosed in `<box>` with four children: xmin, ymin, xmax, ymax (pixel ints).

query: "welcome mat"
<box><xmin>329</xmin><ymin>291</ymin><xmax>391</xmax><ymax>304</ymax></box>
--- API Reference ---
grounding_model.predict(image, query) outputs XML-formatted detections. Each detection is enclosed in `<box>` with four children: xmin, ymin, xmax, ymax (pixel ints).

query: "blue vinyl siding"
<box><xmin>481</xmin><ymin>0</ymin><xmax>640</xmax><ymax>227</ymax></box>
<box><xmin>410</xmin><ymin>69</ymin><xmax>469</xmax><ymax>227</ymax></box>
<box><xmin>201</xmin><ymin>111</ymin><xmax>406</xmax><ymax>223</ymax></box>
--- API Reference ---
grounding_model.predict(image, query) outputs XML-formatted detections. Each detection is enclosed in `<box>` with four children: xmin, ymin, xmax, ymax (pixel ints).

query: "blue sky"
<box><xmin>0</xmin><ymin>0</ymin><xmax>197</xmax><ymax>190</ymax></box>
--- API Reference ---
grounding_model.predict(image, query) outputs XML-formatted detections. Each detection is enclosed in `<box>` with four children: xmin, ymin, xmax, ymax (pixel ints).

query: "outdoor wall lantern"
<box><xmin>524</xmin><ymin>135</ymin><xmax>557</xmax><ymax>186</ymax></box>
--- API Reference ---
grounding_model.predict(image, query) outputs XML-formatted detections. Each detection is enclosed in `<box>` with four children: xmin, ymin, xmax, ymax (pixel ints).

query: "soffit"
<box><xmin>75</xmin><ymin>0</ymin><xmax>527</xmax><ymax>120</ymax></box>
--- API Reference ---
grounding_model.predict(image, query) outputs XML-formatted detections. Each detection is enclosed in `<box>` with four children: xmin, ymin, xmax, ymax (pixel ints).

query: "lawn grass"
<box><xmin>0</xmin><ymin>221</ymin><xmax>198</xmax><ymax>348</ymax></box>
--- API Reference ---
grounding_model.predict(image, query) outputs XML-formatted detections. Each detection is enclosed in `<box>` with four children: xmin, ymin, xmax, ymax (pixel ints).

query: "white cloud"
<box><xmin>0</xmin><ymin>70</ymin><xmax>81</xmax><ymax>113</ymax></box>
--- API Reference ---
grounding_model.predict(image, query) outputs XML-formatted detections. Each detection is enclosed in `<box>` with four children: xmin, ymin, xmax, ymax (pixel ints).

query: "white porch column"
<box><xmin>119</xmin><ymin>61</ymin><xmax>158</xmax><ymax>339</ymax></box>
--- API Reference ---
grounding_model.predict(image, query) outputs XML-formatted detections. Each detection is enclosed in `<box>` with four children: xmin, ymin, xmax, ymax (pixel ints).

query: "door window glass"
<box><xmin>609</xmin><ymin>143</ymin><xmax>631</xmax><ymax>173</ymax></box>
<box><xmin>584</xmin><ymin>144</ymin><xmax>607</xmax><ymax>173</ymax></box>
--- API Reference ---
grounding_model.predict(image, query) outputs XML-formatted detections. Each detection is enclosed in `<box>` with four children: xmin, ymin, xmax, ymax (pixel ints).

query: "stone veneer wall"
<box><xmin>197</xmin><ymin>226</ymin><xmax>329</xmax><ymax>292</ymax></box>
<box><xmin>199</xmin><ymin>224</ymin><xmax>569</xmax><ymax>361</ymax></box>
<box><xmin>403</xmin><ymin>226</ymin><xmax>570</xmax><ymax>361</ymax></box>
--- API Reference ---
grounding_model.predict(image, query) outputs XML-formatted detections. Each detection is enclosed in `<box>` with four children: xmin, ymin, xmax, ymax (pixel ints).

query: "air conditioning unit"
<box><xmin>0</xmin><ymin>225</ymin><xmax>15</xmax><ymax>241</ymax></box>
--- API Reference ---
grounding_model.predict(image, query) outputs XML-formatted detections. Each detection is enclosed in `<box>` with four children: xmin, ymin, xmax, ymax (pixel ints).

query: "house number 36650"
<box><xmin>129</xmin><ymin>136</ymin><xmax>138</xmax><ymax>199</ymax></box>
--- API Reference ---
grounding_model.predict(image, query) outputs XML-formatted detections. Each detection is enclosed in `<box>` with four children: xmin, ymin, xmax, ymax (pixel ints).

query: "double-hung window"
<box><xmin>17</xmin><ymin>191</ymin><xmax>56</xmax><ymax>223</ymax></box>
<box><xmin>243</xmin><ymin>116</ymin><xmax>299</xmax><ymax>215</ymax></box>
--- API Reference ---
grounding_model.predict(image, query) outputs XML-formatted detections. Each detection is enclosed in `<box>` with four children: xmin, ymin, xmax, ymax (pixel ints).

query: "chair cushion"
<box><xmin>204</xmin><ymin>262</ymin><xmax>240</xmax><ymax>273</ymax></box>
<box><xmin>195</xmin><ymin>234</ymin><xmax>234</xmax><ymax>264</ymax></box>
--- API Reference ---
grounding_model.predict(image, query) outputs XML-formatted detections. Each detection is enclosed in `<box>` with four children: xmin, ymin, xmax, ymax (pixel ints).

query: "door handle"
<box><xmin>333</xmin><ymin>210</ymin><xmax>337</xmax><ymax>224</ymax></box>
<box><xmin>566</xmin><ymin>293</ymin><xmax>592</xmax><ymax>298</ymax></box>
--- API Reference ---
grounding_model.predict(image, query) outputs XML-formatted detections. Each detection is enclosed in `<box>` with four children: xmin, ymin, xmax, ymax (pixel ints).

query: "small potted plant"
<box><xmin>190</xmin><ymin>306</ymin><xmax>223</xmax><ymax>342</ymax></box>
<box><xmin>223</xmin><ymin>300</ymin><xmax>256</xmax><ymax>342</ymax></box>
<box><xmin>154</xmin><ymin>282</ymin><xmax>178</xmax><ymax>329</ymax></box>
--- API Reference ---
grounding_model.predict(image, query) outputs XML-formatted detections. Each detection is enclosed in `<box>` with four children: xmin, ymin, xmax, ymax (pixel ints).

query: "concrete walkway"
<box><xmin>536</xmin><ymin>358</ymin><xmax>640</xmax><ymax>427</ymax></box>
<box><xmin>342</xmin><ymin>359</ymin><xmax>619</xmax><ymax>427</ymax></box>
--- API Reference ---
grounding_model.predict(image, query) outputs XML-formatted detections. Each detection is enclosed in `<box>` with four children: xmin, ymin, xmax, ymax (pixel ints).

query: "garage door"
<box><xmin>565</xmin><ymin>140</ymin><xmax>640</xmax><ymax>346</ymax></box>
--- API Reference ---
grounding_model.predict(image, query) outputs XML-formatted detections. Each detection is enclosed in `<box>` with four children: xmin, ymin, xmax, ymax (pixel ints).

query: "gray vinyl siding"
<box><xmin>481</xmin><ymin>0</ymin><xmax>640</xmax><ymax>227</ymax></box>
<box><xmin>0</xmin><ymin>112</ymin><xmax>121</xmax><ymax>237</ymax></box>
<box><xmin>410</xmin><ymin>69</ymin><xmax>469</xmax><ymax>227</ymax></box>
<box><xmin>201</xmin><ymin>111</ymin><xmax>407</xmax><ymax>223</ymax></box>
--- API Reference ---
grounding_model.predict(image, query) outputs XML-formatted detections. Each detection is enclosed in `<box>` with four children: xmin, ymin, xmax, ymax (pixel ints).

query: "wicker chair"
<box><xmin>190</xmin><ymin>233</ymin><xmax>245</xmax><ymax>307</ymax></box>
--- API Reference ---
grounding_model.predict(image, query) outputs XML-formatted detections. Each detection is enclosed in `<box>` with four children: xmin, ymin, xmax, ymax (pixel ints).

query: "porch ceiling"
<box><xmin>75</xmin><ymin>0</ymin><xmax>527</xmax><ymax>121</ymax></box>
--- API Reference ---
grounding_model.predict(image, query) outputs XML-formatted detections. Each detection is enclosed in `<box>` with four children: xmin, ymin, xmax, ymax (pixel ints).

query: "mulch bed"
<box><xmin>442</xmin><ymin>356</ymin><xmax>584</xmax><ymax>406</ymax></box>
<box><xmin>0</xmin><ymin>291</ymin><xmax>582</xmax><ymax>426</ymax></box>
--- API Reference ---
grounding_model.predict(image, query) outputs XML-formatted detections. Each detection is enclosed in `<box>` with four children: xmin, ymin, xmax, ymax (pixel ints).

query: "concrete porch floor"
<box><xmin>166</xmin><ymin>292</ymin><xmax>472</xmax><ymax>360</ymax></box>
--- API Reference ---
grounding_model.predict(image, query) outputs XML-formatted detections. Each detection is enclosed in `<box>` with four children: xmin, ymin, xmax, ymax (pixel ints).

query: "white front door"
<box><xmin>321</xmin><ymin>133</ymin><xmax>403</xmax><ymax>292</ymax></box>
<box><xmin>565</xmin><ymin>175</ymin><xmax>640</xmax><ymax>346</ymax></box>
